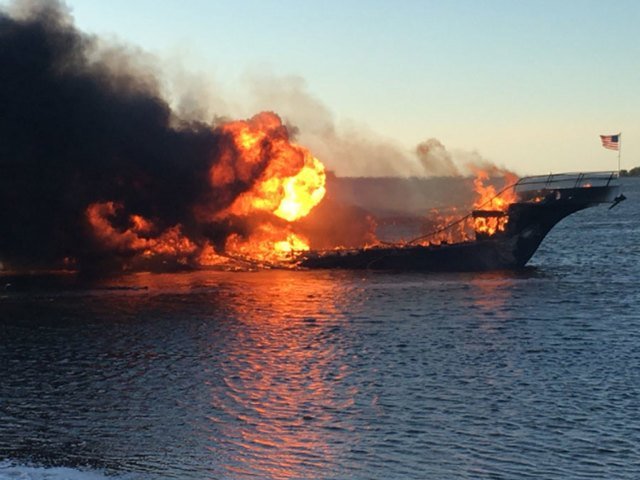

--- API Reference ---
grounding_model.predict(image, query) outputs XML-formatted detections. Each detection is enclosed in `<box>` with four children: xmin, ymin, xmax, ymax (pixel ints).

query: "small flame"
<box><xmin>86</xmin><ymin>202</ymin><xmax>197</xmax><ymax>261</ymax></box>
<box><xmin>420</xmin><ymin>207</ymin><xmax>473</xmax><ymax>246</ymax></box>
<box><xmin>225</xmin><ymin>223</ymin><xmax>310</xmax><ymax>265</ymax></box>
<box><xmin>472</xmin><ymin>170</ymin><xmax>519</xmax><ymax>237</ymax></box>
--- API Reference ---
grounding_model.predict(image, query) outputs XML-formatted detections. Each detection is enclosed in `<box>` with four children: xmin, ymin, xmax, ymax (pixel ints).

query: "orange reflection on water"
<box><xmin>205</xmin><ymin>271</ymin><xmax>355</xmax><ymax>479</ymax></box>
<box><xmin>469</xmin><ymin>272</ymin><xmax>515</xmax><ymax>325</ymax></box>
<box><xmin>91</xmin><ymin>269</ymin><xmax>358</xmax><ymax>477</ymax></box>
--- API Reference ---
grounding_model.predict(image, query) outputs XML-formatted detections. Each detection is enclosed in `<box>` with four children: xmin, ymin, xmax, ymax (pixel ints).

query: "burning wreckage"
<box><xmin>0</xmin><ymin>92</ymin><xmax>623</xmax><ymax>275</ymax></box>
<box><xmin>0</xmin><ymin>4</ymin><xmax>624</xmax><ymax>275</ymax></box>
<box><xmin>297</xmin><ymin>172</ymin><xmax>624</xmax><ymax>271</ymax></box>
<box><xmin>1</xmin><ymin>98</ymin><xmax>624</xmax><ymax>274</ymax></box>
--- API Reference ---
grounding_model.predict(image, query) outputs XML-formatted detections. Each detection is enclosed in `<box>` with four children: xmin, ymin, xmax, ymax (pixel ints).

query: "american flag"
<box><xmin>600</xmin><ymin>133</ymin><xmax>620</xmax><ymax>151</ymax></box>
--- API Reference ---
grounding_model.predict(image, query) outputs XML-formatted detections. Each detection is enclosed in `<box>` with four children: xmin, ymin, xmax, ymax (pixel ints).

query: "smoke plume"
<box><xmin>241</xmin><ymin>73</ymin><xmax>422</xmax><ymax>177</ymax></box>
<box><xmin>415</xmin><ymin>138</ymin><xmax>460</xmax><ymax>177</ymax></box>
<box><xmin>0</xmin><ymin>1</ymin><xmax>317</xmax><ymax>272</ymax></box>
<box><xmin>242</xmin><ymin>73</ymin><xmax>516</xmax><ymax>180</ymax></box>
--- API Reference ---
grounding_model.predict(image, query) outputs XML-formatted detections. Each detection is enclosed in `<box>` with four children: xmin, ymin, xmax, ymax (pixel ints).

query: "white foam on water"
<box><xmin>0</xmin><ymin>461</ymin><xmax>131</xmax><ymax>480</ymax></box>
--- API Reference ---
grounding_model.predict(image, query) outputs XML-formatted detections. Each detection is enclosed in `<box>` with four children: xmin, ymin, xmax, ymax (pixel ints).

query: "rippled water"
<box><xmin>1</xmin><ymin>180</ymin><xmax>639</xmax><ymax>479</ymax></box>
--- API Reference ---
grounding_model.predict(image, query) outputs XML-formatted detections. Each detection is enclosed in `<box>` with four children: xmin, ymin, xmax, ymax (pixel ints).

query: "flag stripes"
<box><xmin>600</xmin><ymin>134</ymin><xmax>620</xmax><ymax>151</ymax></box>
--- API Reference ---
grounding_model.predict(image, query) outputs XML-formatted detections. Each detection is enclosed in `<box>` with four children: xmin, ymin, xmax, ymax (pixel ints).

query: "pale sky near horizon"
<box><xmin>5</xmin><ymin>0</ymin><xmax>640</xmax><ymax>175</ymax></box>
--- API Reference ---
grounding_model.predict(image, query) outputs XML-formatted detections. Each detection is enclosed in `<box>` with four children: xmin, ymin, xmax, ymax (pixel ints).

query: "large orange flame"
<box><xmin>212</xmin><ymin>112</ymin><xmax>326</xmax><ymax>260</ymax></box>
<box><xmin>212</xmin><ymin>112</ymin><xmax>326</xmax><ymax>223</ymax></box>
<box><xmin>85</xmin><ymin>112</ymin><xmax>326</xmax><ymax>269</ymax></box>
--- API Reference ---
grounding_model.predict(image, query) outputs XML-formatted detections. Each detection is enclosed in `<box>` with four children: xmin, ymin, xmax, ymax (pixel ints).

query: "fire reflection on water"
<box><xmin>470</xmin><ymin>274</ymin><xmax>510</xmax><ymax>313</ymax></box>
<box><xmin>3</xmin><ymin>240</ymin><xmax>638</xmax><ymax>480</ymax></box>
<box><xmin>200</xmin><ymin>271</ymin><xmax>357</xmax><ymax>479</ymax></box>
<box><xmin>468</xmin><ymin>271</ymin><xmax>522</xmax><ymax>331</ymax></box>
<box><xmin>36</xmin><ymin>269</ymin><xmax>526</xmax><ymax>477</ymax></box>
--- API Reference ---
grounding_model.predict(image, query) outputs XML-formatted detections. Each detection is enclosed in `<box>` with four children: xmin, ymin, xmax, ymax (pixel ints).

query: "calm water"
<box><xmin>1</xmin><ymin>180</ymin><xmax>639</xmax><ymax>479</ymax></box>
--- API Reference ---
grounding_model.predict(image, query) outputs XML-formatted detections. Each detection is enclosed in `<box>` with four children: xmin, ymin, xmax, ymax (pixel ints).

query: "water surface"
<box><xmin>1</xmin><ymin>179</ymin><xmax>639</xmax><ymax>479</ymax></box>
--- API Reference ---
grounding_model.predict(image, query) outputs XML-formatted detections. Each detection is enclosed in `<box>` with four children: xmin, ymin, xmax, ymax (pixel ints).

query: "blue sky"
<box><xmin>7</xmin><ymin>0</ymin><xmax>640</xmax><ymax>175</ymax></box>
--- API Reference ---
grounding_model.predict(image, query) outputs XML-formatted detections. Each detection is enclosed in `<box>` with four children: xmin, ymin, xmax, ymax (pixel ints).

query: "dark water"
<box><xmin>2</xmin><ymin>180</ymin><xmax>639</xmax><ymax>479</ymax></box>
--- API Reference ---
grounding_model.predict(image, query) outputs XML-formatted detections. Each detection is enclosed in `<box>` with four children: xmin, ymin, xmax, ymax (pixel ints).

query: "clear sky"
<box><xmin>7</xmin><ymin>0</ymin><xmax>640</xmax><ymax>175</ymax></box>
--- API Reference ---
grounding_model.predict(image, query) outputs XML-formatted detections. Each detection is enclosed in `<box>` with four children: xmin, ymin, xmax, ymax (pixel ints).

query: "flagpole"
<box><xmin>618</xmin><ymin>132</ymin><xmax>622</xmax><ymax>175</ymax></box>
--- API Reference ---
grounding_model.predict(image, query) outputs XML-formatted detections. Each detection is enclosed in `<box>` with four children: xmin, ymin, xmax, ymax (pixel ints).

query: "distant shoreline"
<box><xmin>620</xmin><ymin>167</ymin><xmax>640</xmax><ymax>177</ymax></box>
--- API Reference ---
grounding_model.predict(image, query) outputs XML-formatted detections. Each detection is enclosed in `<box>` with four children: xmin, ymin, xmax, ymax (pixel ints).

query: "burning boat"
<box><xmin>1</xmin><ymin>4</ymin><xmax>625</xmax><ymax>276</ymax></box>
<box><xmin>296</xmin><ymin>172</ymin><xmax>623</xmax><ymax>271</ymax></box>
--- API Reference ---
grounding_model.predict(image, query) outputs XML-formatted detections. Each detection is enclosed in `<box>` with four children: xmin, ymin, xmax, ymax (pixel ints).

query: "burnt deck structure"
<box><xmin>298</xmin><ymin>172</ymin><xmax>622</xmax><ymax>271</ymax></box>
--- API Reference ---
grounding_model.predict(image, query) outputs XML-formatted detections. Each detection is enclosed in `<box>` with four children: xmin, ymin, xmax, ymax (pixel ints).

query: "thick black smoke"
<box><xmin>0</xmin><ymin>1</ymin><xmax>267</xmax><ymax>271</ymax></box>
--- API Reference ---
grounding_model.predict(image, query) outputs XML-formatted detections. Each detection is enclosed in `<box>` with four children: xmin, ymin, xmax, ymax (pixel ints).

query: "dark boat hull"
<box><xmin>300</xmin><ymin>239</ymin><xmax>521</xmax><ymax>272</ymax></box>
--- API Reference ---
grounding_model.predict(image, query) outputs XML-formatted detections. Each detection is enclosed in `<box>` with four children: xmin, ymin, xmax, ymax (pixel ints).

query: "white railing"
<box><xmin>515</xmin><ymin>171</ymin><xmax>618</xmax><ymax>192</ymax></box>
